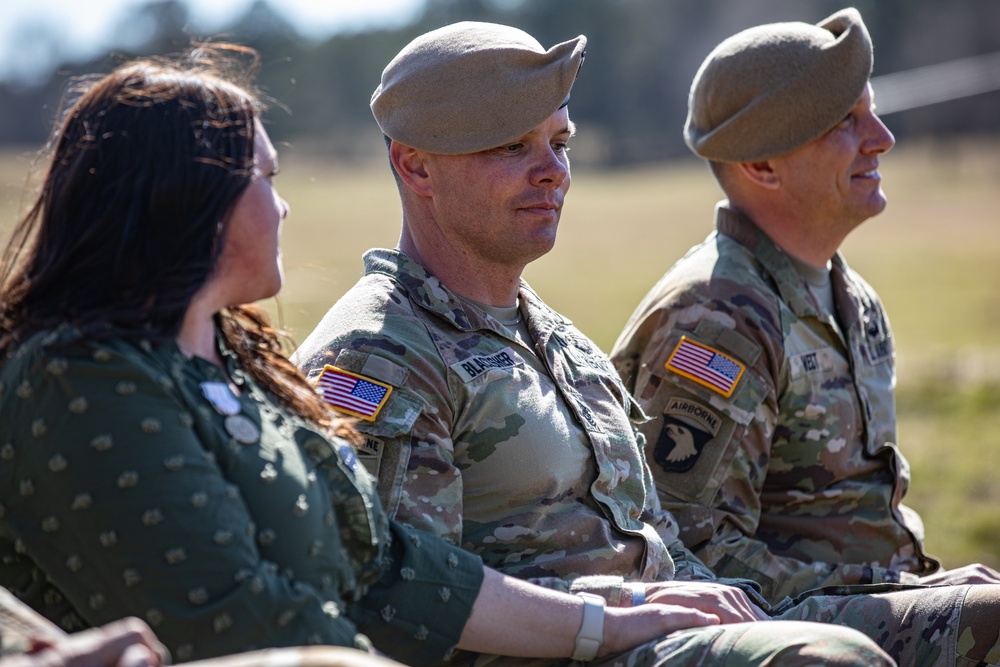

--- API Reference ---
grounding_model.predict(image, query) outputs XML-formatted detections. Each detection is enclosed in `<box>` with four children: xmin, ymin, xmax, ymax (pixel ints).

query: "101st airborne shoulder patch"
<box><xmin>654</xmin><ymin>397</ymin><xmax>723</xmax><ymax>473</ymax></box>
<box><xmin>314</xmin><ymin>365</ymin><xmax>392</xmax><ymax>421</ymax></box>
<box><xmin>665</xmin><ymin>336</ymin><xmax>745</xmax><ymax>398</ymax></box>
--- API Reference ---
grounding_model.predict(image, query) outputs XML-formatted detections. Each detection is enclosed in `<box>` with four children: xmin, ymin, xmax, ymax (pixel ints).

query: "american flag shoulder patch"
<box><xmin>665</xmin><ymin>337</ymin><xmax>745</xmax><ymax>398</ymax></box>
<box><xmin>315</xmin><ymin>365</ymin><xmax>393</xmax><ymax>421</ymax></box>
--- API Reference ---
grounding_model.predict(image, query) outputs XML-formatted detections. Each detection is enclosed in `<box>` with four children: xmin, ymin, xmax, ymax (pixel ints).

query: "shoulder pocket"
<box><xmin>635</xmin><ymin>323</ymin><xmax>767</xmax><ymax>506</ymax></box>
<box><xmin>645</xmin><ymin>320</ymin><xmax>766</xmax><ymax>426</ymax></box>
<box><xmin>321</xmin><ymin>349</ymin><xmax>426</xmax><ymax>517</ymax></box>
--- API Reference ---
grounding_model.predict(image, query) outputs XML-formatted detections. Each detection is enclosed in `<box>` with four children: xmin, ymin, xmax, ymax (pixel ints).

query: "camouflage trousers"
<box><xmin>464</xmin><ymin>584</ymin><xmax>999</xmax><ymax>667</ymax></box>
<box><xmin>772</xmin><ymin>582</ymin><xmax>1000</xmax><ymax>667</ymax></box>
<box><xmin>592</xmin><ymin>619</ymin><xmax>892</xmax><ymax>667</ymax></box>
<box><xmin>460</xmin><ymin>620</ymin><xmax>891</xmax><ymax>667</ymax></box>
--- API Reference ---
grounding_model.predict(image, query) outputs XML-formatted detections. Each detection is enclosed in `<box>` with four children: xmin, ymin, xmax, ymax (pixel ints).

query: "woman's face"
<box><xmin>212</xmin><ymin>121</ymin><xmax>289</xmax><ymax>306</ymax></box>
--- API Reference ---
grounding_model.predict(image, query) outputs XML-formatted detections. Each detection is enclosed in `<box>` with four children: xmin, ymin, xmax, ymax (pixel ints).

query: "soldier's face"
<box><xmin>772</xmin><ymin>85</ymin><xmax>894</xmax><ymax>230</ymax></box>
<box><xmin>421</xmin><ymin>107</ymin><xmax>574</xmax><ymax>272</ymax></box>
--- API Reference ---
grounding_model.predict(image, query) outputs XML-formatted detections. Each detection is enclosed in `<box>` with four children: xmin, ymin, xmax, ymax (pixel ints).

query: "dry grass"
<box><xmin>2</xmin><ymin>136</ymin><xmax>999</xmax><ymax>568</ymax></box>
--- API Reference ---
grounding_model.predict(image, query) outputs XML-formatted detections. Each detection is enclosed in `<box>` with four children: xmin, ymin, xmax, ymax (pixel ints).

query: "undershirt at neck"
<box><xmin>788</xmin><ymin>254</ymin><xmax>836</xmax><ymax>318</ymax></box>
<box><xmin>455</xmin><ymin>294</ymin><xmax>533</xmax><ymax>344</ymax></box>
<box><xmin>468</xmin><ymin>299</ymin><xmax>521</xmax><ymax>326</ymax></box>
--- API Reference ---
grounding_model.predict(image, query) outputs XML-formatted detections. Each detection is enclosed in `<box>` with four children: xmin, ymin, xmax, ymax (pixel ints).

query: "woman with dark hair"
<box><xmin>0</xmin><ymin>45</ymin><xmax>720</xmax><ymax>666</ymax></box>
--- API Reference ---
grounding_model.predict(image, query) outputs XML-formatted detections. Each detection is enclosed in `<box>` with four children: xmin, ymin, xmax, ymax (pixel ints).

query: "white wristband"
<box><xmin>572</xmin><ymin>593</ymin><xmax>605</xmax><ymax>661</ymax></box>
<box><xmin>631</xmin><ymin>584</ymin><xmax>646</xmax><ymax>607</ymax></box>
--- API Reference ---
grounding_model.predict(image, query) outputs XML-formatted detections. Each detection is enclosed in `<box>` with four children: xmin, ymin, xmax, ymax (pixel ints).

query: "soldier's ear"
<box><xmin>390</xmin><ymin>141</ymin><xmax>433</xmax><ymax>196</ymax></box>
<box><xmin>736</xmin><ymin>160</ymin><xmax>781</xmax><ymax>190</ymax></box>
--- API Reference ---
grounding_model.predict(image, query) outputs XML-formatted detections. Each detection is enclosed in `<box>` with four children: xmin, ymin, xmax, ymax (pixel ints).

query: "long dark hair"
<box><xmin>0</xmin><ymin>44</ymin><xmax>351</xmax><ymax>437</ymax></box>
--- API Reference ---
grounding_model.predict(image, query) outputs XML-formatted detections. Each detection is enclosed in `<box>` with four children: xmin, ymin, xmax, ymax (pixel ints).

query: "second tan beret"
<box><xmin>685</xmin><ymin>8</ymin><xmax>873</xmax><ymax>163</ymax></box>
<box><xmin>371</xmin><ymin>21</ymin><xmax>586</xmax><ymax>155</ymax></box>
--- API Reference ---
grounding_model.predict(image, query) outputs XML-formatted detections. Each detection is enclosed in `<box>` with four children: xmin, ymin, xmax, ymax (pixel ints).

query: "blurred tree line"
<box><xmin>2</xmin><ymin>0</ymin><xmax>999</xmax><ymax>166</ymax></box>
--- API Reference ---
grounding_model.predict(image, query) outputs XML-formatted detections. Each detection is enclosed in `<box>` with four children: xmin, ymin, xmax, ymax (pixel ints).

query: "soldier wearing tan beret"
<box><xmin>613</xmin><ymin>7</ymin><xmax>1000</xmax><ymax>664</ymax></box>
<box><xmin>295</xmin><ymin>20</ymin><xmax>900</xmax><ymax>667</ymax></box>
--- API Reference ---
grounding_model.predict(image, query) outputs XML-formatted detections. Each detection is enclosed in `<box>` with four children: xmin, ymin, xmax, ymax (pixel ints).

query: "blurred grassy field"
<box><xmin>2</xmin><ymin>136</ymin><xmax>999</xmax><ymax>570</ymax></box>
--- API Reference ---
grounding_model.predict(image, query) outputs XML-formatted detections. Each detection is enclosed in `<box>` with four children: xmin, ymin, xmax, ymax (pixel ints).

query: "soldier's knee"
<box><xmin>730</xmin><ymin>621</ymin><xmax>894</xmax><ymax>667</ymax></box>
<box><xmin>961</xmin><ymin>582</ymin><xmax>1000</xmax><ymax>617</ymax></box>
<box><xmin>958</xmin><ymin>584</ymin><xmax>1000</xmax><ymax>664</ymax></box>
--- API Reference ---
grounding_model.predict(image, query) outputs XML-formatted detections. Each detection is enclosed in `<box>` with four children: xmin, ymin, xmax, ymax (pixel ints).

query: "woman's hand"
<box><xmin>599</xmin><ymin>602</ymin><xmax>719</xmax><ymax>657</ymax></box>
<box><xmin>459</xmin><ymin>568</ymin><xmax>723</xmax><ymax>659</ymax></box>
<box><xmin>17</xmin><ymin>618</ymin><xmax>167</xmax><ymax>667</ymax></box>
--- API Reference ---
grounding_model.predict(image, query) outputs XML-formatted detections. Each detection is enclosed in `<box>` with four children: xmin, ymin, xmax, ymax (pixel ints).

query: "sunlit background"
<box><xmin>1</xmin><ymin>0</ymin><xmax>999</xmax><ymax>161</ymax></box>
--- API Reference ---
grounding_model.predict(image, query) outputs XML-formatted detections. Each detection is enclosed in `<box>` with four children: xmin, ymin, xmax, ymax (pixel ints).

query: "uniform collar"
<box><xmin>362</xmin><ymin>248</ymin><xmax>571</xmax><ymax>334</ymax></box>
<box><xmin>713</xmin><ymin>201</ymin><xmax>851</xmax><ymax>319</ymax></box>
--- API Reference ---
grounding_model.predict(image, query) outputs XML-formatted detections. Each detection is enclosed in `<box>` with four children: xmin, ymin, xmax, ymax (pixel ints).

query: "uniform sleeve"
<box><xmin>613</xmin><ymin>297</ymin><xmax>918</xmax><ymax>604</ymax></box>
<box><xmin>0</xmin><ymin>346</ymin><xmax>370</xmax><ymax>661</ymax></box>
<box><xmin>295</xmin><ymin>296</ymin><xmax>469</xmax><ymax>546</ymax></box>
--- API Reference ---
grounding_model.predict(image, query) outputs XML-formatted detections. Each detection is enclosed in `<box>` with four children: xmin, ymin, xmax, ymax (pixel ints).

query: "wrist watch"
<box><xmin>572</xmin><ymin>592</ymin><xmax>606</xmax><ymax>661</ymax></box>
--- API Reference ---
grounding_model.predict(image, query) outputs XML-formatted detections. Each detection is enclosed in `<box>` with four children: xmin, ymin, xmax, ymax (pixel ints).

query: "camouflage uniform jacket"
<box><xmin>611</xmin><ymin>203</ymin><xmax>939</xmax><ymax>604</ymax></box>
<box><xmin>295</xmin><ymin>249</ymin><xmax>724</xmax><ymax>608</ymax></box>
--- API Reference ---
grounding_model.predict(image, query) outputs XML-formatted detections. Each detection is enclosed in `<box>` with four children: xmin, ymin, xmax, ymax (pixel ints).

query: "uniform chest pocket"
<box><xmin>787</xmin><ymin>346</ymin><xmax>852</xmax><ymax>395</ymax></box>
<box><xmin>781</xmin><ymin>345</ymin><xmax>865</xmax><ymax>452</ymax></box>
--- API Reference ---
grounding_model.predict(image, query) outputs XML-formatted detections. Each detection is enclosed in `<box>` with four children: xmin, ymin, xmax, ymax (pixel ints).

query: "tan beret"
<box><xmin>685</xmin><ymin>8</ymin><xmax>872</xmax><ymax>163</ymax></box>
<box><xmin>371</xmin><ymin>21</ymin><xmax>586</xmax><ymax>155</ymax></box>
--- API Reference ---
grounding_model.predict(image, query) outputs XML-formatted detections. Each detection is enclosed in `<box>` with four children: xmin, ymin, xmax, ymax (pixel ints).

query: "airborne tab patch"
<box><xmin>450</xmin><ymin>347</ymin><xmax>523</xmax><ymax>383</ymax></box>
<box><xmin>664</xmin><ymin>397</ymin><xmax>722</xmax><ymax>436</ymax></box>
<box><xmin>665</xmin><ymin>337</ymin><xmax>745</xmax><ymax>398</ymax></box>
<box><xmin>357</xmin><ymin>436</ymin><xmax>384</xmax><ymax>477</ymax></box>
<box><xmin>315</xmin><ymin>365</ymin><xmax>392</xmax><ymax>421</ymax></box>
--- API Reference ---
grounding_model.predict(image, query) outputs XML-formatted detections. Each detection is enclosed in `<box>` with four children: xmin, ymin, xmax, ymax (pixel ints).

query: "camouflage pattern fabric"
<box><xmin>610</xmin><ymin>202</ymin><xmax>938</xmax><ymax>604</ymax></box>
<box><xmin>295</xmin><ymin>249</ymin><xmax>727</xmax><ymax>605</ymax></box>
<box><xmin>295</xmin><ymin>248</ymin><xmax>991</xmax><ymax>667</ymax></box>
<box><xmin>589</xmin><ymin>620</ymin><xmax>895</xmax><ymax>667</ymax></box>
<box><xmin>771</xmin><ymin>582</ymin><xmax>968</xmax><ymax>667</ymax></box>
